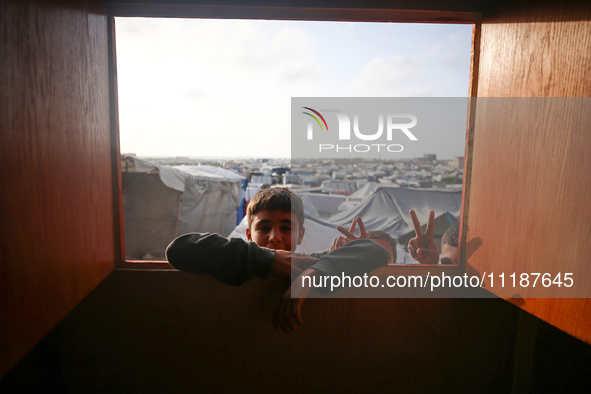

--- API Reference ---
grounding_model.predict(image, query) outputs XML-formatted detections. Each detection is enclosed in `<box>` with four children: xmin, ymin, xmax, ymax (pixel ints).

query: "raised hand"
<box><xmin>329</xmin><ymin>236</ymin><xmax>349</xmax><ymax>251</ymax></box>
<box><xmin>335</xmin><ymin>217</ymin><xmax>368</xmax><ymax>244</ymax></box>
<box><xmin>328</xmin><ymin>217</ymin><xmax>368</xmax><ymax>251</ymax></box>
<box><xmin>407</xmin><ymin>209</ymin><xmax>439</xmax><ymax>264</ymax></box>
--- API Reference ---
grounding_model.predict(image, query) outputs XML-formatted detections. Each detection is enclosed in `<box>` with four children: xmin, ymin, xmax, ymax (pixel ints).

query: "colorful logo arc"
<box><xmin>302</xmin><ymin>107</ymin><xmax>329</xmax><ymax>131</ymax></box>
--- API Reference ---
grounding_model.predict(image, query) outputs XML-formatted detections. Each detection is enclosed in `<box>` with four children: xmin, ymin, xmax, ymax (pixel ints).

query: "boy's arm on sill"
<box><xmin>166</xmin><ymin>232</ymin><xmax>275</xmax><ymax>286</ymax></box>
<box><xmin>307</xmin><ymin>238</ymin><xmax>389</xmax><ymax>295</ymax></box>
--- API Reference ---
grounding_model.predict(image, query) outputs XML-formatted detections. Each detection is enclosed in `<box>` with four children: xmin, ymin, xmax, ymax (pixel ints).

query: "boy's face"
<box><xmin>441</xmin><ymin>244</ymin><xmax>459</xmax><ymax>265</ymax></box>
<box><xmin>246</xmin><ymin>209</ymin><xmax>305</xmax><ymax>252</ymax></box>
<box><xmin>372</xmin><ymin>239</ymin><xmax>395</xmax><ymax>265</ymax></box>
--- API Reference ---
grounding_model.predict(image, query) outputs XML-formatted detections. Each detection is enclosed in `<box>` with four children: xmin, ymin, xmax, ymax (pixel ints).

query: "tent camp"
<box><xmin>300</xmin><ymin>193</ymin><xmax>346</xmax><ymax>218</ymax></box>
<box><xmin>337</xmin><ymin>181</ymin><xmax>382</xmax><ymax>211</ymax></box>
<box><xmin>228</xmin><ymin>214</ymin><xmax>417</xmax><ymax>264</ymax></box>
<box><xmin>229</xmin><ymin>185</ymin><xmax>461</xmax><ymax>263</ymax></box>
<box><xmin>325</xmin><ymin>186</ymin><xmax>462</xmax><ymax>238</ymax></box>
<box><xmin>121</xmin><ymin>156</ymin><xmax>244</xmax><ymax>260</ymax></box>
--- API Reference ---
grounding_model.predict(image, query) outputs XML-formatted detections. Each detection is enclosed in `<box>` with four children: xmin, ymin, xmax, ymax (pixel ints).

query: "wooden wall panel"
<box><xmin>53</xmin><ymin>271</ymin><xmax>519</xmax><ymax>392</ymax></box>
<box><xmin>0</xmin><ymin>0</ymin><xmax>113</xmax><ymax>377</ymax></box>
<box><xmin>105</xmin><ymin>0</ymin><xmax>484</xmax><ymax>22</ymax></box>
<box><xmin>466</xmin><ymin>0</ymin><xmax>591</xmax><ymax>343</ymax></box>
<box><xmin>477</xmin><ymin>2</ymin><xmax>591</xmax><ymax>97</ymax></box>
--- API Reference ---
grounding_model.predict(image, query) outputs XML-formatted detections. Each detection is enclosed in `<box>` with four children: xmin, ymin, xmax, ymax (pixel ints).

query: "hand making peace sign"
<box><xmin>407</xmin><ymin>209</ymin><xmax>439</xmax><ymax>264</ymax></box>
<box><xmin>329</xmin><ymin>217</ymin><xmax>369</xmax><ymax>251</ymax></box>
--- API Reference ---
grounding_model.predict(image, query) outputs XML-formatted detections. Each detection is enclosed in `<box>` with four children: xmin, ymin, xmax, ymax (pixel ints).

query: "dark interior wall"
<box><xmin>4</xmin><ymin>272</ymin><xmax>591</xmax><ymax>393</ymax></box>
<box><xmin>465</xmin><ymin>0</ymin><xmax>591</xmax><ymax>343</ymax></box>
<box><xmin>0</xmin><ymin>0</ymin><xmax>114</xmax><ymax>377</ymax></box>
<box><xmin>2</xmin><ymin>0</ymin><xmax>591</xmax><ymax>391</ymax></box>
<box><xmin>35</xmin><ymin>272</ymin><xmax>524</xmax><ymax>392</ymax></box>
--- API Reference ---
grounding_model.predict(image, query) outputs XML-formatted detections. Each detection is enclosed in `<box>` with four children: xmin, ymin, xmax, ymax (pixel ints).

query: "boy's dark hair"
<box><xmin>368</xmin><ymin>230</ymin><xmax>397</xmax><ymax>262</ymax></box>
<box><xmin>442</xmin><ymin>223</ymin><xmax>460</xmax><ymax>247</ymax></box>
<box><xmin>246</xmin><ymin>187</ymin><xmax>305</xmax><ymax>229</ymax></box>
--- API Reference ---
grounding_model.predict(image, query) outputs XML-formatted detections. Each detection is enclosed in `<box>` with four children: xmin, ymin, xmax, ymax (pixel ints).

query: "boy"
<box><xmin>440</xmin><ymin>223</ymin><xmax>459</xmax><ymax>265</ymax></box>
<box><xmin>407</xmin><ymin>209</ymin><xmax>459</xmax><ymax>265</ymax></box>
<box><xmin>166</xmin><ymin>187</ymin><xmax>389</xmax><ymax>331</ymax></box>
<box><xmin>368</xmin><ymin>231</ymin><xmax>397</xmax><ymax>265</ymax></box>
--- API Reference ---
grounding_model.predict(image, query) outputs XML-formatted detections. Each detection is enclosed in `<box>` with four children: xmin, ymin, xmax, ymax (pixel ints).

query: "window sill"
<box><xmin>116</xmin><ymin>260</ymin><xmax>176</xmax><ymax>270</ymax></box>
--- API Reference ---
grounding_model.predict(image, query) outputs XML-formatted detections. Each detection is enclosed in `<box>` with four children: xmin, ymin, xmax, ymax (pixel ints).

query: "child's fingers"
<box><xmin>409</xmin><ymin>209</ymin><xmax>424</xmax><ymax>236</ymax></box>
<box><xmin>348</xmin><ymin>218</ymin><xmax>357</xmax><ymax>234</ymax></box>
<box><xmin>416</xmin><ymin>247</ymin><xmax>439</xmax><ymax>264</ymax></box>
<box><xmin>408</xmin><ymin>239</ymin><xmax>419</xmax><ymax>258</ymax></box>
<box><xmin>284</xmin><ymin>301</ymin><xmax>296</xmax><ymax>332</ymax></box>
<box><xmin>294</xmin><ymin>309</ymin><xmax>303</xmax><ymax>326</ymax></box>
<box><xmin>337</xmin><ymin>226</ymin><xmax>356</xmax><ymax>239</ymax></box>
<box><xmin>330</xmin><ymin>237</ymin><xmax>339</xmax><ymax>251</ymax></box>
<box><xmin>425</xmin><ymin>210</ymin><xmax>435</xmax><ymax>237</ymax></box>
<box><xmin>356</xmin><ymin>217</ymin><xmax>368</xmax><ymax>238</ymax></box>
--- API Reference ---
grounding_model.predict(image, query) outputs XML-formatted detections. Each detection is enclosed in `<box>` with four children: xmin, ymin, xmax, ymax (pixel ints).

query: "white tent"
<box><xmin>227</xmin><ymin>186</ymin><xmax>461</xmax><ymax>264</ymax></box>
<box><xmin>300</xmin><ymin>193</ymin><xmax>346</xmax><ymax>218</ymax></box>
<box><xmin>122</xmin><ymin>156</ymin><xmax>244</xmax><ymax>260</ymax></box>
<box><xmin>228</xmin><ymin>215</ymin><xmax>416</xmax><ymax>263</ymax></box>
<box><xmin>337</xmin><ymin>181</ymin><xmax>382</xmax><ymax>211</ymax></box>
<box><xmin>346</xmin><ymin>181</ymin><xmax>381</xmax><ymax>202</ymax></box>
<box><xmin>325</xmin><ymin>186</ymin><xmax>462</xmax><ymax>238</ymax></box>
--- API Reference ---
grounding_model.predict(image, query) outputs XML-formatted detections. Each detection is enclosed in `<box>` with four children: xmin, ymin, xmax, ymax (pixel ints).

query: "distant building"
<box><xmin>283</xmin><ymin>174</ymin><xmax>301</xmax><ymax>185</ymax></box>
<box><xmin>250</xmin><ymin>172</ymin><xmax>272</xmax><ymax>185</ymax></box>
<box><xmin>456</xmin><ymin>156</ymin><xmax>465</xmax><ymax>170</ymax></box>
<box><xmin>424</xmin><ymin>154</ymin><xmax>437</xmax><ymax>161</ymax></box>
<box><xmin>332</xmin><ymin>171</ymin><xmax>347</xmax><ymax>180</ymax></box>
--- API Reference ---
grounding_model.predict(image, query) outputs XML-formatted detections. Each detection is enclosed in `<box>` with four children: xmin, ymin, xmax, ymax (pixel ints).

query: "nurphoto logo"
<box><xmin>301</xmin><ymin>106</ymin><xmax>418</xmax><ymax>154</ymax></box>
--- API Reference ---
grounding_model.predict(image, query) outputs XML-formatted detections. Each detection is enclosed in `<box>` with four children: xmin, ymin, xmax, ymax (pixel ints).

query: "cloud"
<box><xmin>347</xmin><ymin>28</ymin><xmax>472</xmax><ymax>98</ymax></box>
<box><xmin>426</xmin><ymin>31</ymin><xmax>472</xmax><ymax>69</ymax></box>
<box><xmin>180</xmin><ymin>87</ymin><xmax>208</xmax><ymax>101</ymax></box>
<box><xmin>266</xmin><ymin>26</ymin><xmax>322</xmax><ymax>85</ymax></box>
<box><xmin>349</xmin><ymin>54</ymin><xmax>427</xmax><ymax>96</ymax></box>
<box><xmin>116</xmin><ymin>20</ymin><xmax>323</xmax><ymax>93</ymax></box>
<box><xmin>442</xmin><ymin>50</ymin><xmax>469</xmax><ymax>68</ymax></box>
<box><xmin>114</xmin><ymin>18</ymin><xmax>472</xmax><ymax>157</ymax></box>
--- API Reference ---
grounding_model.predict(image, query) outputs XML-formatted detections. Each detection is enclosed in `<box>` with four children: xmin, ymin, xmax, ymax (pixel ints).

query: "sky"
<box><xmin>115</xmin><ymin>18</ymin><xmax>473</xmax><ymax>159</ymax></box>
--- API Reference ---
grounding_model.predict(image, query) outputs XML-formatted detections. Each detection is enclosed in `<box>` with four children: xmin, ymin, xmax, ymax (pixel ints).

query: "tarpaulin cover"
<box><xmin>300</xmin><ymin>193</ymin><xmax>346</xmax><ymax>218</ymax></box>
<box><xmin>122</xmin><ymin>157</ymin><xmax>244</xmax><ymax>260</ymax></box>
<box><xmin>346</xmin><ymin>181</ymin><xmax>381</xmax><ymax>202</ymax></box>
<box><xmin>324</xmin><ymin>186</ymin><xmax>462</xmax><ymax>238</ymax></box>
<box><xmin>228</xmin><ymin>215</ymin><xmax>416</xmax><ymax>263</ymax></box>
<box><xmin>227</xmin><ymin>186</ymin><xmax>460</xmax><ymax>263</ymax></box>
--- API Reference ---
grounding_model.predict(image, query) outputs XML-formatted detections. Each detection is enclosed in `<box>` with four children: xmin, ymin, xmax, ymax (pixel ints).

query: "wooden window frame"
<box><xmin>107</xmin><ymin>3</ymin><xmax>481</xmax><ymax>277</ymax></box>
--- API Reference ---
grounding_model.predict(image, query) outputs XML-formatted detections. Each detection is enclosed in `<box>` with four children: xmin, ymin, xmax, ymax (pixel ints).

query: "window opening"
<box><xmin>114</xmin><ymin>17</ymin><xmax>473</xmax><ymax>265</ymax></box>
